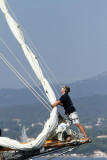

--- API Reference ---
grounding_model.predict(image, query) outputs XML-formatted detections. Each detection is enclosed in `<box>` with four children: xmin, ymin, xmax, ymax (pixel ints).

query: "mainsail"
<box><xmin>0</xmin><ymin>0</ymin><xmax>58</xmax><ymax>151</ymax></box>
<box><xmin>0</xmin><ymin>0</ymin><xmax>56</xmax><ymax>105</ymax></box>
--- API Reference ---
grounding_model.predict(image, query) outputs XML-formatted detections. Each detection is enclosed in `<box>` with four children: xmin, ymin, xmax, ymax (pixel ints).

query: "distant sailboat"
<box><xmin>20</xmin><ymin>126</ymin><xmax>28</xmax><ymax>143</ymax></box>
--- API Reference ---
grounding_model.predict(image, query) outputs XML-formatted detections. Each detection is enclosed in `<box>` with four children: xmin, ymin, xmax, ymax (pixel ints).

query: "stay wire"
<box><xmin>38</xmin><ymin>59</ymin><xmax>60</xmax><ymax>97</ymax></box>
<box><xmin>5</xmin><ymin>1</ymin><xmax>60</xmax><ymax>98</ymax></box>
<box><xmin>6</xmin><ymin>1</ymin><xmax>62</xmax><ymax>93</ymax></box>
<box><xmin>3</xmin><ymin>1</ymin><xmax>51</xmax><ymax>103</ymax></box>
<box><xmin>0</xmin><ymin>54</ymin><xmax>51</xmax><ymax>112</ymax></box>
<box><xmin>0</xmin><ymin>36</ymin><xmax>51</xmax><ymax>104</ymax></box>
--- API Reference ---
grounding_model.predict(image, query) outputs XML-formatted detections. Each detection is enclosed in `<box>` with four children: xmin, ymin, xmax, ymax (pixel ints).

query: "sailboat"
<box><xmin>0</xmin><ymin>0</ymin><xmax>91</xmax><ymax>159</ymax></box>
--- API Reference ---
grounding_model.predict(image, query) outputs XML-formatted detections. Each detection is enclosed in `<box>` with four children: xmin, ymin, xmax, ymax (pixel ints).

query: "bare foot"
<box><xmin>85</xmin><ymin>137</ymin><xmax>89</xmax><ymax>141</ymax></box>
<box><xmin>82</xmin><ymin>137</ymin><xmax>91</xmax><ymax>142</ymax></box>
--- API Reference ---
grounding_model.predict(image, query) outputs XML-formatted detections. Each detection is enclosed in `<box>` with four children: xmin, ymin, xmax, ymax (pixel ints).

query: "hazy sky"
<box><xmin>0</xmin><ymin>0</ymin><xmax>107</xmax><ymax>88</ymax></box>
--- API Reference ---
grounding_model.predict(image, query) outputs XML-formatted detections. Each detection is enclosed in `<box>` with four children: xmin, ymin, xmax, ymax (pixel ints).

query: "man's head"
<box><xmin>61</xmin><ymin>86</ymin><xmax>70</xmax><ymax>94</ymax></box>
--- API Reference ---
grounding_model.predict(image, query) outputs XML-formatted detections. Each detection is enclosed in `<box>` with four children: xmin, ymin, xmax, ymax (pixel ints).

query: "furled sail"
<box><xmin>0</xmin><ymin>0</ymin><xmax>58</xmax><ymax>152</ymax></box>
<box><xmin>0</xmin><ymin>0</ymin><xmax>56</xmax><ymax>105</ymax></box>
<box><xmin>0</xmin><ymin>107</ymin><xmax>58</xmax><ymax>151</ymax></box>
<box><xmin>0</xmin><ymin>0</ymin><xmax>7</xmax><ymax>13</ymax></box>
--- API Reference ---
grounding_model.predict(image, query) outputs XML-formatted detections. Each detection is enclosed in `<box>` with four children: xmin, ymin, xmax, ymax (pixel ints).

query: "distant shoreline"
<box><xmin>45</xmin><ymin>152</ymin><xmax>107</xmax><ymax>159</ymax></box>
<box><xmin>62</xmin><ymin>153</ymin><xmax>107</xmax><ymax>158</ymax></box>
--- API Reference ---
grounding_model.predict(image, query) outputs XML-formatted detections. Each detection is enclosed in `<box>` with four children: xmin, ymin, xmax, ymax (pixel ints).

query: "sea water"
<box><xmin>33</xmin><ymin>157</ymin><xmax>107</xmax><ymax>160</ymax></box>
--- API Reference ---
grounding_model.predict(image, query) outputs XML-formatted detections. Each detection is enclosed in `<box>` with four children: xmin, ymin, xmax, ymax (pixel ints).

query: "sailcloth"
<box><xmin>0</xmin><ymin>0</ymin><xmax>7</xmax><ymax>13</ymax></box>
<box><xmin>0</xmin><ymin>0</ymin><xmax>58</xmax><ymax>151</ymax></box>
<box><xmin>0</xmin><ymin>0</ymin><xmax>56</xmax><ymax>105</ymax></box>
<box><xmin>0</xmin><ymin>107</ymin><xmax>58</xmax><ymax>151</ymax></box>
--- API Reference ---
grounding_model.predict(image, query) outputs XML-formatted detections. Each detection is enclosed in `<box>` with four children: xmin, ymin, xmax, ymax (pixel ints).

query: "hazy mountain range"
<box><xmin>0</xmin><ymin>72</ymin><xmax>107</xmax><ymax>106</ymax></box>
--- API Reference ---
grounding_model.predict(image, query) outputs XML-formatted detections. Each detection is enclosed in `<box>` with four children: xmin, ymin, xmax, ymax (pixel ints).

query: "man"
<box><xmin>52</xmin><ymin>86</ymin><xmax>89</xmax><ymax>141</ymax></box>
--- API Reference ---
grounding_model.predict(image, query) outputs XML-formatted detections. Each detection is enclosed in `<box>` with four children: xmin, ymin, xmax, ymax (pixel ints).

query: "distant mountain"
<box><xmin>1</xmin><ymin>72</ymin><xmax>107</xmax><ymax>106</ymax></box>
<box><xmin>0</xmin><ymin>88</ymin><xmax>38</xmax><ymax>106</ymax></box>
<box><xmin>69</xmin><ymin>71</ymin><xmax>107</xmax><ymax>98</ymax></box>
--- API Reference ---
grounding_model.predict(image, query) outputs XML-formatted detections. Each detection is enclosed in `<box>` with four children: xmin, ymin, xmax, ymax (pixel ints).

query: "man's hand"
<box><xmin>52</xmin><ymin>100</ymin><xmax>61</xmax><ymax>108</ymax></box>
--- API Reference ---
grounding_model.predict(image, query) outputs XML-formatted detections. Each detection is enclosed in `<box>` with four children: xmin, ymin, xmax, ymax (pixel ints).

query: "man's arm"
<box><xmin>59</xmin><ymin>102</ymin><xmax>63</xmax><ymax>106</ymax></box>
<box><xmin>52</xmin><ymin>100</ymin><xmax>61</xmax><ymax>108</ymax></box>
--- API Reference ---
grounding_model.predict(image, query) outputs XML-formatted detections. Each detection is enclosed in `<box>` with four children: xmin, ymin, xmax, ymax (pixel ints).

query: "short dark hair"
<box><xmin>64</xmin><ymin>86</ymin><xmax>70</xmax><ymax>93</ymax></box>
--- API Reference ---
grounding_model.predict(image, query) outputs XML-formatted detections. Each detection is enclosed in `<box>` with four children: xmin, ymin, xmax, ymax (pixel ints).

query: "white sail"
<box><xmin>22</xmin><ymin>44</ymin><xmax>56</xmax><ymax>104</ymax></box>
<box><xmin>0</xmin><ymin>0</ymin><xmax>58</xmax><ymax>152</ymax></box>
<box><xmin>5</xmin><ymin>13</ymin><xmax>25</xmax><ymax>45</ymax></box>
<box><xmin>0</xmin><ymin>0</ymin><xmax>8</xmax><ymax>13</ymax></box>
<box><xmin>22</xmin><ymin>44</ymin><xmax>44</xmax><ymax>80</ymax></box>
<box><xmin>20</xmin><ymin>126</ymin><xmax>28</xmax><ymax>143</ymax></box>
<box><xmin>0</xmin><ymin>108</ymin><xmax>58</xmax><ymax>151</ymax></box>
<box><xmin>0</xmin><ymin>0</ymin><xmax>56</xmax><ymax>105</ymax></box>
<box><xmin>0</xmin><ymin>0</ymin><xmax>59</xmax><ymax>152</ymax></box>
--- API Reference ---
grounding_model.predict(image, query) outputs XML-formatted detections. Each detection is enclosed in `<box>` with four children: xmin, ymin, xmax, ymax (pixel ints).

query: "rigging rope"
<box><xmin>0</xmin><ymin>37</ymin><xmax>51</xmax><ymax>104</ymax></box>
<box><xmin>0</xmin><ymin>53</ymin><xmax>51</xmax><ymax>112</ymax></box>
<box><xmin>38</xmin><ymin>59</ymin><xmax>60</xmax><ymax>97</ymax></box>
<box><xmin>48</xmin><ymin>147</ymin><xmax>76</xmax><ymax>160</ymax></box>
<box><xmin>5</xmin><ymin>0</ymin><xmax>62</xmax><ymax>95</ymax></box>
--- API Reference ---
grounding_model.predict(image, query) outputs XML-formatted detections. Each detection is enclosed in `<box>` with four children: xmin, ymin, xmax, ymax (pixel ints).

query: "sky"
<box><xmin>0</xmin><ymin>0</ymin><xmax>107</xmax><ymax>88</ymax></box>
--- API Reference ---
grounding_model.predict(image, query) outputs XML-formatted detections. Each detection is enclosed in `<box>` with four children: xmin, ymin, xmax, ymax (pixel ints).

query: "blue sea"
<box><xmin>33</xmin><ymin>158</ymin><xmax>107</xmax><ymax>160</ymax></box>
